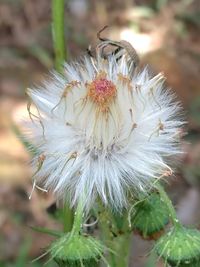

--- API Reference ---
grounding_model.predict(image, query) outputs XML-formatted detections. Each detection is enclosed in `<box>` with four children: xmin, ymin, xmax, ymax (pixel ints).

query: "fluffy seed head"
<box><xmin>26</xmin><ymin>50</ymin><xmax>184</xmax><ymax>210</ymax></box>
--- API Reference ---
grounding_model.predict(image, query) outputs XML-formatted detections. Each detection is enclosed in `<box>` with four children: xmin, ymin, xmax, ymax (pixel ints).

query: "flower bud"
<box><xmin>50</xmin><ymin>233</ymin><xmax>104</xmax><ymax>267</ymax></box>
<box><xmin>132</xmin><ymin>192</ymin><xmax>169</xmax><ymax>239</ymax></box>
<box><xmin>155</xmin><ymin>226</ymin><xmax>200</xmax><ymax>266</ymax></box>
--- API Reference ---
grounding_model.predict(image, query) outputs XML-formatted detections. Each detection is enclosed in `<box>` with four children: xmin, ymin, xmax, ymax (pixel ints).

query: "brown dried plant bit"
<box><xmin>26</xmin><ymin>90</ymin><xmax>42</xmax><ymax>121</ymax></box>
<box><xmin>125</xmin><ymin>123</ymin><xmax>138</xmax><ymax>142</ymax></box>
<box><xmin>134</xmin><ymin>228</ymin><xmax>165</xmax><ymax>241</ymax></box>
<box><xmin>129</xmin><ymin>108</ymin><xmax>136</xmax><ymax>123</ymax></box>
<box><xmin>73</xmin><ymin>94</ymin><xmax>89</xmax><ymax>118</ymax></box>
<box><xmin>117</xmin><ymin>73</ymin><xmax>132</xmax><ymax>91</ymax></box>
<box><xmin>87</xmin><ymin>26</ymin><xmax>109</xmax><ymax>58</ymax></box>
<box><xmin>150</xmin><ymin>167</ymin><xmax>173</xmax><ymax>190</ymax></box>
<box><xmin>162</xmin><ymin>168</ymin><xmax>173</xmax><ymax>177</ymax></box>
<box><xmin>97</xmin><ymin>25</ymin><xmax>109</xmax><ymax>41</ymax></box>
<box><xmin>129</xmin><ymin>108</ymin><xmax>133</xmax><ymax>120</ymax></box>
<box><xmin>149</xmin><ymin>87</ymin><xmax>162</xmax><ymax>110</ymax></box>
<box><xmin>27</xmin><ymin>98</ymin><xmax>39</xmax><ymax>123</ymax></box>
<box><xmin>88</xmin><ymin>26</ymin><xmax>139</xmax><ymax>74</ymax></box>
<box><xmin>135</xmin><ymin>84</ymin><xmax>142</xmax><ymax>94</ymax></box>
<box><xmin>148</xmin><ymin>119</ymin><xmax>164</xmax><ymax>141</ymax></box>
<box><xmin>97</xmin><ymin>26</ymin><xmax>139</xmax><ymax>66</ymax></box>
<box><xmin>116</xmin><ymin>40</ymin><xmax>139</xmax><ymax>67</ymax></box>
<box><xmin>32</xmin><ymin>154</ymin><xmax>46</xmax><ymax>178</ymax></box>
<box><xmin>134</xmin><ymin>84</ymin><xmax>147</xmax><ymax>111</ymax></box>
<box><xmin>158</xmin><ymin>119</ymin><xmax>164</xmax><ymax>131</ymax></box>
<box><xmin>128</xmin><ymin>122</ymin><xmax>137</xmax><ymax>136</ymax></box>
<box><xmin>176</xmin><ymin>128</ymin><xmax>185</xmax><ymax>139</ymax></box>
<box><xmin>66</xmin><ymin>121</ymin><xmax>72</xmax><ymax>126</ymax></box>
<box><xmin>51</xmin><ymin>80</ymin><xmax>81</xmax><ymax>115</ymax></box>
<box><xmin>131</xmin><ymin>123</ymin><xmax>137</xmax><ymax>131</ymax></box>
<box><xmin>37</xmin><ymin>115</ymin><xmax>46</xmax><ymax>140</ymax></box>
<box><xmin>29</xmin><ymin>154</ymin><xmax>47</xmax><ymax>199</ymax></box>
<box><xmin>26</xmin><ymin>92</ymin><xmax>46</xmax><ymax>140</ymax></box>
<box><xmin>86</xmin><ymin>26</ymin><xmax>110</xmax><ymax>58</ymax></box>
<box><xmin>148</xmin><ymin>73</ymin><xmax>165</xmax><ymax>110</ymax></box>
<box><xmin>59</xmin><ymin>151</ymin><xmax>78</xmax><ymax>176</ymax></box>
<box><xmin>155</xmin><ymin>166</ymin><xmax>173</xmax><ymax>182</ymax></box>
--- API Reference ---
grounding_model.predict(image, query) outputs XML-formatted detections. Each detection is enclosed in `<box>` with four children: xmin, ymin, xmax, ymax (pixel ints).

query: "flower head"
<box><xmin>155</xmin><ymin>226</ymin><xmax>200</xmax><ymax>266</ymax></box>
<box><xmin>26</xmin><ymin>49</ymin><xmax>183</xmax><ymax>210</ymax></box>
<box><xmin>50</xmin><ymin>233</ymin><xmax>104</xmax><ymax>267</ymax></box>
<box><xmin>131</xmin><ymin>192</ymin><xmax>169</xmax><ymax>240</ymax></box>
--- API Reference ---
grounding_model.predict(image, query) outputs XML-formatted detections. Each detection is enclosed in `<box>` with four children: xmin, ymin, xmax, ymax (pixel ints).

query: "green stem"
<box><xmin>71</xmin><ymin>198</ymin><xmax>84</xmax><ymax>235</ymax></box>
<box><xmin>110</xmin><ymin>234</ymin><xmax>131</xmax><ymax>267</ymax></box>
<box><xmin>156</xmin><ymin>183</ymin><xmax>181</xmax><ymax>228</ymax></box>
<box><xmin>63</xmin><ymin>203</ymin><xmax>73</xmax><ymax>232</ymax></box>
<box><xmin>52</xmin><ymin>0</ymin><xmax>73</xmax><ymax>232</ymax></box>
<box><xmin>98</xmin><ymin>207</ymin><xmax>131</xmax><ymax>267</ymax></box>
<box><xmin>52</xmin><ymin>0</ymin><xmax>66</xmax><ymax>73</ymax></box>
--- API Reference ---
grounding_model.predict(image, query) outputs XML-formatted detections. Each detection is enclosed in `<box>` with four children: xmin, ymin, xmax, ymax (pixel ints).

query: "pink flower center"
<box><xmin>94</xmin><ymin>78</ymin><xmax>113</xmax><ymax>95</ymax></box>
<box><xmin>87</xmin><ymin>72</ymin><xmax>116</xmax><ymax>110</ymax></box>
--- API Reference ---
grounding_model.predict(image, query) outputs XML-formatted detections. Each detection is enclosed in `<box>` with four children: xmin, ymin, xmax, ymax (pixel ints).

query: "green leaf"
<box><xmin>30</xmin><ymin>226</ymin><xmax>63</xmax><ymax>237</ymax></box>
<box><xmin>145</xmin><ymin>251</ymin><xmax>157</xmax><ymax>267</ymax></box>
<box><xmin>16</xmin><ymin>238</ymin><xmax>32</xmax><ymax>267</ymax></box>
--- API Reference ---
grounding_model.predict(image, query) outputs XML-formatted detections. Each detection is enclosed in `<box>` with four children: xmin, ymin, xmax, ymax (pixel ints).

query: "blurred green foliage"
<box><xmin>0</xmin><ymin>238</ymin><xmax>55</xmax><ymax>267</ymax></box>
<box><xmin>145</xmin><ymin>251</ymin><xmax>157</xmax><ymax>267</ymax></box>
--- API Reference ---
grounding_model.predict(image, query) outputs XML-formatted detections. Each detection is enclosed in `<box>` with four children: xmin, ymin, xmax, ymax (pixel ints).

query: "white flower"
<box><xmin>26</xmin><ymin>53</ymin><xmax>183</xmax><ymax>210</ymax></box>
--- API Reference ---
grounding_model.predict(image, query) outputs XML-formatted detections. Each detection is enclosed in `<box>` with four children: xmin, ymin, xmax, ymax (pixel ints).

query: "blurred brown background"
<box><xmin>0</xmin><ymin>0</ymin><xmax>200</xmax><ymax>266</ymax></box>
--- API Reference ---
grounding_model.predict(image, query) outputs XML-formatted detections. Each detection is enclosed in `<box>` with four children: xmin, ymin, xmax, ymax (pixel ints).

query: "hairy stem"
<box><xmin>71</xmin><ymin>199</ymin><xmax>84</xmax><ymax>235</ymax></box>
<box><xmin>52</xmin><ymin>0</ymin><xmax>66</xmax><ymax>73</ymax></box>
<box><xmin>99</xmin><ymin>207</ymin><xmax>131</xmax><ymax>267</ymax></box>
<box><xmin>63</xmin><ymin>203</ymin><xmax>73</xmax><ymax>232</ymax></box>
<box><xmin>110</xmin><ymin>234</ymin><xmax>131</xmax><ymax>267</ymax></box>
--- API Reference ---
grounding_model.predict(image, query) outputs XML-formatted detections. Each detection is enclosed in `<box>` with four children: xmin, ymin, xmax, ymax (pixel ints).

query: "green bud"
<box><xmin>132</xmin><ymin>192</ymin><xmax>169</xmax><ymax>239</ymax></box>
<box><xmin>50</xmin><ymin>233</ymin><xmax>104</xmax><ymax>267</ymax></box>
<box><xmin>155</xmin><ymin>226</ymin><xmax>200</xmax><ymax>267</ymax></box>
